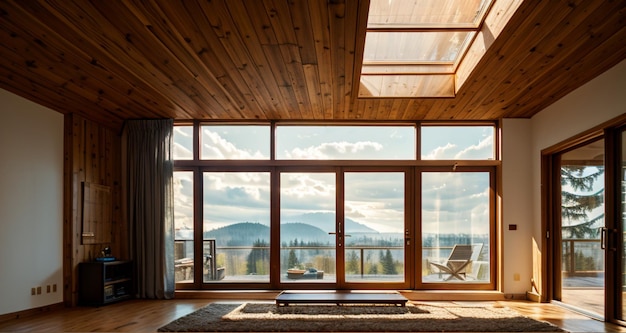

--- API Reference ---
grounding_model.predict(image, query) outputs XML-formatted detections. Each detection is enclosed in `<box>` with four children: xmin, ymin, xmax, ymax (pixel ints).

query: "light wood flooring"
<box><xmin>0</xmin><ymin>298</ymin><xmax>624</xmax><ymax>332</ymax></box>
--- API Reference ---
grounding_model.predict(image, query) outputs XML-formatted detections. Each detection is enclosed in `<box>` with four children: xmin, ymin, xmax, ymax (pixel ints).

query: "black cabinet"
<box><xmin>79</xmin><ymin>260</ymin><xmax>133</xmax><ymax>305</ymax></box>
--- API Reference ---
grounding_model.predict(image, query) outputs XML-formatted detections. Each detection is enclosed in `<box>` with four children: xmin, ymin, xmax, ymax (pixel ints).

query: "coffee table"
<box><xmin>275</xmin><ymin>291</ymin><xmax>408</xmax><ymax>307</ymax></box>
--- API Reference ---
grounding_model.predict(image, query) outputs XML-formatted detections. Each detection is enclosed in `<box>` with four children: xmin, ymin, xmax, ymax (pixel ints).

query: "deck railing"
<box><xmin>561</xmin><ymin>238</ymin><xmax>603</xmax><ymax>276</ymax></box>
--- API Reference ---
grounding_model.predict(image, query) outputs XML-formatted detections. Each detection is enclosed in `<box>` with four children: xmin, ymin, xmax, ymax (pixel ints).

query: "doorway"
<box><xmin>557</xmin><ymin>139</ymin><xmax>606</xmax><ymax>317</ymax></box>
<box><xmin>549</xmin><ymin>126</ymin><xmax>625</xmax><ymax>324</ymax></box>
<box><xmin>278</xmin><ymin>170</ymin><xmax>409</xmax><ymax>289</ymax></box>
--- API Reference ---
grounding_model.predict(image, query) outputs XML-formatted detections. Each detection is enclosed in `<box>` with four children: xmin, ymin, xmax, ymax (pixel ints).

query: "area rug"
<box><xmin>158</xmin><ymin>302</ymin><xmax>565</xmax><ymax>332</ymax></box>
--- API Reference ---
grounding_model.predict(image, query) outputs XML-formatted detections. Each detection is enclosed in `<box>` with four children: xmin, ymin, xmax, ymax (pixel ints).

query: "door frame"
<box><xmin>275</xmin><ymin>167</ymin><xmax>413</xmax><ymax>290</ymax></box>
<box><xmin>542</xmin><ymin>118</ymin><xmax>626</xmax><ymax>325</ymax></box>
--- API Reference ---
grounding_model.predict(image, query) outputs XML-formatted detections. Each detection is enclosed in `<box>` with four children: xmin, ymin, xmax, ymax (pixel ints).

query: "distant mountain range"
<box><xmin>281</xmin><ymin>212</ymin><xmax>378</xmax><ymax>233</ymax></box>
<box><xmin>177</xmin><ymin>211</ymin><xmax>489</xmax><ymax>248</ymax></box>
<box><xmin>201</xmin><ymin>212</ymin><xmax>385</xmax><ymax>246</ymax></box>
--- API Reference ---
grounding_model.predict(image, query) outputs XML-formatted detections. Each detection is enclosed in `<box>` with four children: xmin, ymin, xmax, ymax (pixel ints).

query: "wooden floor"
<box><xmin>0</xmin><ymin>298</ymin><xmax>624</xmax><ymax>332</ymax></box>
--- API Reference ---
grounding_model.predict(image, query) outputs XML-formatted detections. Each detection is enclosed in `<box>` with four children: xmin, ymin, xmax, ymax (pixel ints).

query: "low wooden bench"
<box><xmin>275</xmin><ymin>291</ymin><xmax>408</xmax><ymax>307</ymax></box>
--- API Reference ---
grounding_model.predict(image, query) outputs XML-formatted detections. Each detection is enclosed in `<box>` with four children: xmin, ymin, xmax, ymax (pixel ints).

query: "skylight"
<box><xmin>360</xmin><ymin>0</ymin><xmax>498</xmax><ymax>98</ymax></box>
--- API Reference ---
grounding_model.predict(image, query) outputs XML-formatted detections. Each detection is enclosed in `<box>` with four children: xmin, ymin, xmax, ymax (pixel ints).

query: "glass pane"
<box><xmin>560</xmin><ymin>140</ymin><xmax>605</xmax><ymax>317</ymax></box>
<box><xmin>280</xmin><ymin>173</ymin><xmax>336</xmax><ymax>283</ymax></box>
<box><xmin>200</xmin><ymin>125</ymin><xmax>270</xmax><ymax>160</ymax></box>
<box><xmin>421</xmin><ymin>172</ymin><xmax>490</xmax><ymax>283</ymax></box>
<box><xmin>364</xmin><ymin>31</ymin><xmax>474</xmax><ymax>64</ymax></box>
<box><xmin>368</xmin><ymin>0</ymin><xmax>492</xmax><ymax>28</ymax></box>
<box><xmin>203</xmin><ymin>172</ymin><xmax>270</xmax><ymax>283</ymax></box>
<box><xmin>173</xmin><ymin>126</ymin><xmax>193</xmax><ymax>160</ymax></box>
<box><xmin>276</xmin><ymin>126</ymin><xmax>416</xmax><ymax>160</ymax></box>
<box><xmin>421</xmin><ymin>126</ymin><xmax>495</xmax><ymax>160</ymax></box>
<box><xmin>345</xmin><ymin>172</ymin><xmax>404</xmax><ymax>283</ymax></box>
<box><xmin>174</xmin><ymin>171</ymin><xmax>194</xmax><ymax>283</ymax></box>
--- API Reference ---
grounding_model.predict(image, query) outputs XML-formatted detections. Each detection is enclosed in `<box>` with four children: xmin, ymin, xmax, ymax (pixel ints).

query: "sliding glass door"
<box><xmin>615</xmin><ymin>127</ymin><xmax>625</xmax><ymax>323</ymax></box>
<box><xmin>557</xmin><ymin>139</ymin><xmax>605</xmax><ymax>317</ymax></box>
<box><xmin>545</xmin><ymin>122</ymin><xmax>626</xmax><ymax>325</ymax></box>
<box><xmin>279</xmin><ymin>170</ymin><xmax>409</xmax><ymax>288</ymax></box>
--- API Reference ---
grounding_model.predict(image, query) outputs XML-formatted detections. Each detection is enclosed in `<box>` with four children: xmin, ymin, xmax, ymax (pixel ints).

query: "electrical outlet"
<box><xmin>513</xmin><ymin>273</ymin><xmax>520</xmax><ymax>281</ymax></box>
<box><xmin>31</xmin><ymin>288</ymin><xmax>36</xmax><ymax>295</ymax></box>
<box><xmin>53</xmin><ymin>284</ymin><xmax>57</xmax><ymax>292</ymax></box>
<box><xmin>37</xmin><ymin>286</ymin><xmax>42</xmax><ymax>295</ymax></box>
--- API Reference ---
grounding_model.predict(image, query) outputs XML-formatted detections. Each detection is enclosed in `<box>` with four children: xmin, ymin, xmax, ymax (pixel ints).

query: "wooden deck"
<box><xmin>275</xmin><ymin>291</ymin><xmax>408</xmax><ymax>307</ymax></box>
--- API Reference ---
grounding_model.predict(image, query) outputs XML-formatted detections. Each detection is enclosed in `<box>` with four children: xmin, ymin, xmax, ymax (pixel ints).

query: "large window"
<box><xmin>173</xmin><ymin>122</ymin><xmax>497</xmax><ymax>290</ymax></box>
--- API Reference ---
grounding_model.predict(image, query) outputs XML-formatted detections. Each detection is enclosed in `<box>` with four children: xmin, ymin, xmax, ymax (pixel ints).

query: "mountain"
<box><xmin>205</xmin><ymin>222</ymin><xmax>269</xmax><ymax>246</ymax></box>
<box><xmin>280</xmin><ymin>223</ymin><xmax>332</xmax><ymax>244</ymax></box>
<box><xmin>202</xmin><ymin>213</ymin><xmax>383</xmax><ymax>247</ymax></box>
<box><xmin>205</xmin><ymin>221</ymin><xmax>330</xmax><ymax>246</ymax></box>
<box><xmin>282</xmin><ymin>212</ymin><xmax>378</xmax><ymax>233</ymax></box>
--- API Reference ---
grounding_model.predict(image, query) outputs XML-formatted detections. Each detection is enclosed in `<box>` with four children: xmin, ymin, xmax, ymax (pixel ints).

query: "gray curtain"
<box><xmin>124</xmin><ymin>119</ymin><xmax>175</xmax><ymax>299</ymax></box>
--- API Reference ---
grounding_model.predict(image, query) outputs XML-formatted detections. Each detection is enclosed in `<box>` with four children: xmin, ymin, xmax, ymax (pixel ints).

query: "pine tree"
<box><xmin>346</xmin><ymin>250</ymin><xmax>360</xmax><ymax>274</ymax></box>
<box><xmin>381</xmin><ymin>249</ymin><xmax>398</xmax><ymax>275</ymax></box>
<box><xmin>246</xmin><ymin>239</ymin><xmax>268</xmax><ymax>274</ymax></box>
<box><xmin>287</xmin><ymin>249</ymin><xmax>300</xmax><ymax>269</ymax></box>
<box><xmin>561</xmin><ymin>165</ymin><xmax>604</xmax><ymax>238</ymax></box>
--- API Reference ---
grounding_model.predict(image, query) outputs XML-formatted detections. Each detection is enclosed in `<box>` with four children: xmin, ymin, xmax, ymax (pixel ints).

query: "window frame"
<box><xmin>173</xmin><ymin>121</ymin><xmax>500</xmax><ymax>291</ymax></box>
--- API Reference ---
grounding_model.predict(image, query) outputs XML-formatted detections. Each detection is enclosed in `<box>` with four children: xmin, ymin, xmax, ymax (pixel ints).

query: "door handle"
<box><xmin>600</xmin><ymin>227</ymin><xmax>618</xmax><ymax>251</ymax></box>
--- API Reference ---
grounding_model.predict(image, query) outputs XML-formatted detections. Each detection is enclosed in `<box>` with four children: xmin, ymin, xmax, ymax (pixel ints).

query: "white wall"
<box><xmin>0</xmin><ymin>89</ymin><xmax>64</xmax><ymax>315</ymax></box>
<box><xmin>501</xmin><ymin>118</ymin><xmax>533</xmax><ymax>295</ymax></box>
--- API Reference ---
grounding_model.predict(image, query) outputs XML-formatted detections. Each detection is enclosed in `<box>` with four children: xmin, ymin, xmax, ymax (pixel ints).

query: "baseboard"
<box><xmin>175</xmin><ymin>290</ymin><xmax>281</xmax><ymax>300</ymax></box>
<box><xmin>0</xmin><ymin>302</ymin><xmax>64</xmax><ymax>323</ymax></box>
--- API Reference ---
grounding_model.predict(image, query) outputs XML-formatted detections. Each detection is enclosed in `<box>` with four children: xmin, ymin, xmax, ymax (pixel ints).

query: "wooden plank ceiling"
<box><xmin>0</xmin><ymin>0</ymin><xmax>624</xmax><ymax>131</ymax></box>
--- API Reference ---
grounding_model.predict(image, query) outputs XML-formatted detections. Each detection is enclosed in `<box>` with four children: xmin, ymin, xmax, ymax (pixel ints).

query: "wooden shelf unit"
<box><xmin>79</xmin><ymin>260</ymin><xmax>133</xmax><ymax>305</ymax></box>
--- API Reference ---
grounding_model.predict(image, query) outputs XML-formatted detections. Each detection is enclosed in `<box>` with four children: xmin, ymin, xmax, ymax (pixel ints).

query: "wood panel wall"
<box><xmin>63</xmin><ymin>114</ymin><xmax>126</xmax><ymax>306</ymax></box>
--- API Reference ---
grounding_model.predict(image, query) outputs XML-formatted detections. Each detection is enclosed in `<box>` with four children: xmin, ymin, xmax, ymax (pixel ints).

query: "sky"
<box><xmin>173</xmin><ymin>125</ymin><xmax>493</xmax><ymax>236</ymax></box>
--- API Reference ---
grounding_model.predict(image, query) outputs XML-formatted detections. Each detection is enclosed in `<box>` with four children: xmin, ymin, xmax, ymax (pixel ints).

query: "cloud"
<box><xmin>280</xmin><ymin>173</ymin><xmax>336</xmax><ymax>212</ymax></box>
<box><xmin>420</xmin><ymin>172</ymin><xmax>490</xmax><ymax>234</ymax></box>
<box><xmin>422</xmin><ymin>143</ymin><xmax>457</xmax><ymax>159</ymax></box>
<box><xmin>202</xmin><ymin>129</ymin><xmax>266</xmax><ymax>159</ymax></box>
<box><xmin>284</xmin><ymin>141</ymin><xmax>383</xmax><ymax>159</ymax></box>
<box><xmin>454</xmin><ymin>135</ymin><xmax>494</xmax><ymax>159</ymax></box>
<box><xmin>173</xmin><ymin>126</ymin><xmax>193</xmax><ymax>159</ymax></box>
<box><xmin>422</xmin><ymin>135</ymin><xmax>494</xmax><ymax>160</ymax></box>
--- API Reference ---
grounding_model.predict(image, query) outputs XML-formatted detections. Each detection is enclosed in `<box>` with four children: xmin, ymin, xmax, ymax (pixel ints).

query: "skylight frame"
<box><xmin>360</xmin><ymin>0</ymin><xmax>496</xmax><ymax>98</ymax></box>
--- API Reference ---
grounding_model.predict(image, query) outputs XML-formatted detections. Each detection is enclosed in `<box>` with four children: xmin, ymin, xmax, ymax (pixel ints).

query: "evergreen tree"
<box><xmin>346</xmin><ymin>250</ymin><xmax>359</xmax><ymax>274</ymax></box>
<box><xmin>561</xmin><ymin>165</ymin><xmax>604</xmax><ymax>238</ymax></box>
<box><xmin>381</xmin><ymin>249</ymin><xmax>397</xmax><ymax>274</ymax></box>
<box><xmin>287</xmin><ymin>249</ymin><xmax>300</xmax><ymax>269</ymax></box>
<box><xmin>246</xmin><ymin>239</ymin><xmax>268</xmax><ymax>274</ymax></box>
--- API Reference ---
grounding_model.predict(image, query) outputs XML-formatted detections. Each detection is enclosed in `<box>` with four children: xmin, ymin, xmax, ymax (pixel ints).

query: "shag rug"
<box><xmin>158</xmin><ymin>302</ymin><xmax>565</xmax><ymax>332</ymax></box>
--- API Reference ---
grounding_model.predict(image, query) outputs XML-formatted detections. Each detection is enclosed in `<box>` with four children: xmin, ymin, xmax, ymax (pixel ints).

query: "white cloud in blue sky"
<box><xmin>285</xmin><ymin>141</ymin><xmax>383</xmax><ymax>159</ymax></box>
